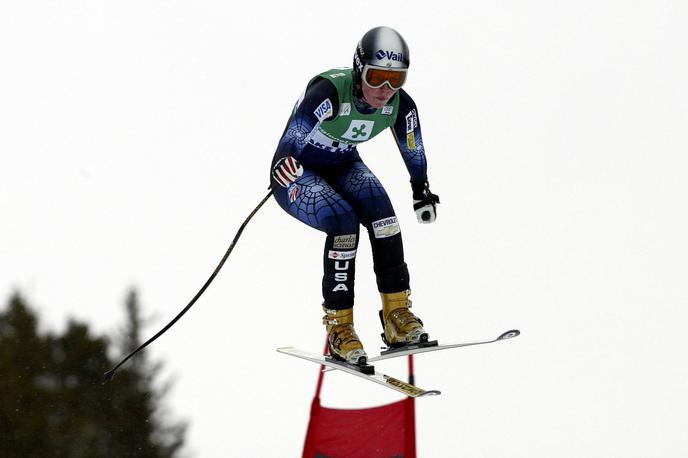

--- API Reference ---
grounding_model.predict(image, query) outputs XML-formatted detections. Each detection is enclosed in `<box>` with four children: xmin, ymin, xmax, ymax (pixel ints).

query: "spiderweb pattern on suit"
<box><xmin>292</xmin><ymin>173</ymin><xmax>356</xmax><ymax>233</ymax></box>
<box><xmin>400</xmin><ymin>136</ymin><xmax>426</xmax><ymax>175</ymax></box>
<box><xmin>279</xmin><ymin>117</ymin><xmax>312</xmax><ymax>157</ymax></box>
<box><xmin>335</xmin><ymin>161</ymin><xmax>392</xmax><ymax>224</ymax></box>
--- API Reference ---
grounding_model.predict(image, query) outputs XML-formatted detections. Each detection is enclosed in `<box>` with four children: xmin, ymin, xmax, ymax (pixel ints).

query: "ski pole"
<box><xmin>104</xmin><ymin>186</ymin><xmax>274</xmax><ymax>383</ymax></box>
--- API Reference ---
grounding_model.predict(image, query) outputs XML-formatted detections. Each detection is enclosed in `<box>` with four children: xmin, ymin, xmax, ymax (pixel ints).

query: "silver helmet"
<box><xmin>353</xmin><ymin>26</ymin><xmax>410</xmax><ymax>87</ymax></box>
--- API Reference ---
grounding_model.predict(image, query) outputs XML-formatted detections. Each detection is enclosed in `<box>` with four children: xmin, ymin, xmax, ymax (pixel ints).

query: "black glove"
<box><xmin>411</xmin><ymin>180</ymin><xmax>440</xmax><ymax>224</ymax></box>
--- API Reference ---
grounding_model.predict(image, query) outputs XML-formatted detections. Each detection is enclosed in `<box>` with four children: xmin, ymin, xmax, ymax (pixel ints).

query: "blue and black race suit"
<box><xmin>270</xmin><ymin>76</ymin><xmax>430</xmax><ymax>310</ymax></box>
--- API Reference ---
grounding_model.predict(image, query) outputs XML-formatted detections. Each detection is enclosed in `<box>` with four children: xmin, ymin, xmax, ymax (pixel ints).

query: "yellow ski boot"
<box><xmin>322</xmin><ymin>306</ymin><xmax>368</xmax><ymax>365</ymax></box>
<box><xmin>379</xmin><ymin>290</ymin><xmax>429</xmax><ymax>347</ymax></box>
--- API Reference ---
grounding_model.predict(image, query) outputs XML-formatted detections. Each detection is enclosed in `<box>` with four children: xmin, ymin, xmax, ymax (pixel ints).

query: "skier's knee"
<box><xmin>322</xmin><ymin>212</ymin><xmax>359</xmax><ymax>236</ymax></box>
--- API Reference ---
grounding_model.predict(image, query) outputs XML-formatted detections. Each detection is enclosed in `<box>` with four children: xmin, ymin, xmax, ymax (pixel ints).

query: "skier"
<box><xmin>270</xmin><ymin>26</ymin><xmax>440</xmax><ymax>366</ymax></box>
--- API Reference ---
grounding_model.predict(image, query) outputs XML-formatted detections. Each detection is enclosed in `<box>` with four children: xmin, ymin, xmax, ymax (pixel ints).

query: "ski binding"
<box><xmin>380</xmin><ymin>339</ymin><xmax>439</xmax><ymax>356</ymax></box>
<box><xmin>277</xmin><ymin>347</ymin><xmax>441</xmax><ymax>398</ymax></box>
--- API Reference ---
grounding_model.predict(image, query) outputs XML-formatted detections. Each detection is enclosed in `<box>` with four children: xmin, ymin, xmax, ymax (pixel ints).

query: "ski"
<box><xmin>368</xmin><ymin>329</ymin><xmax>520</xmax><ymax>363</ymax></box>
<box><xmin>277</xmin><ymin>347</ymin><xmax>441</xmax><ymax>398</ymax></box>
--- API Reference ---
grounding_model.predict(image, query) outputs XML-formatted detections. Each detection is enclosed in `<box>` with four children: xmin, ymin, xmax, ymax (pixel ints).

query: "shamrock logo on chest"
<box><xmin>342</xmin><ymin>120</ymin><xmax>375</xmax><ymax>141</ymax></box>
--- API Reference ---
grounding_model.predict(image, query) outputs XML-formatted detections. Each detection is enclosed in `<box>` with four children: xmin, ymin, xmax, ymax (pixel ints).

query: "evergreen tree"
<box><xmin>0</xmin><ymin>291</ymin><xmax>187</xmax><ymax>458</ymax></box>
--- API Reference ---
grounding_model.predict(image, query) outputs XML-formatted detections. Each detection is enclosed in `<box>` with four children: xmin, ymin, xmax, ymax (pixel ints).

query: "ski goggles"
<box><xmin>362</xmin><ymin>65</ymin><xmax>408</xmax><ymax>90</ymax></box>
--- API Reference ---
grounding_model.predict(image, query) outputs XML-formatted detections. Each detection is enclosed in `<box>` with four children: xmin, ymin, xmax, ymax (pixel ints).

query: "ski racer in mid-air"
<box><xmin>270</xmin><ymin>26</ymin><xmax>440</xmax><ymax>366</ymax></box>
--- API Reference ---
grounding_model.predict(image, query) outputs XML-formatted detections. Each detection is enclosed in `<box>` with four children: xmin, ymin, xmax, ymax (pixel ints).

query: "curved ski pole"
<box><xmin>104</xmin><ymin>187</ymin><xmax>275</xmax><ymax>383</ymax></box>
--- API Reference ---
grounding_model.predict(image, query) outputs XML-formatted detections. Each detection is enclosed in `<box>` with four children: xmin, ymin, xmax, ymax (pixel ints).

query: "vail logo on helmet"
<box><xmin>375</xmin><ymin>49</ymin><xmax>404</xmax><ymax>62</ymax></box>
<box><xmin>354</xmin><ymin>44</ymin><xmax>365</xmax><ymax>72</ymax></box>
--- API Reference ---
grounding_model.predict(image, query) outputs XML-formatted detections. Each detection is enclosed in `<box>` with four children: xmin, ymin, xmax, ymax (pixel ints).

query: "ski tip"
<box><xmin>420</xmin><ymin>390</ymin><xmax>442</xmax><ymax>397</ymax></box>
<box><xmin>498</xmin><ymin>329</ymin><xmax>520</xmax><ymax>341</ymax></box>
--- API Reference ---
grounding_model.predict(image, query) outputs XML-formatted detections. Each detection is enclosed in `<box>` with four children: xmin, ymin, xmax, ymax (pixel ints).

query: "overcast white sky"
<box><xmin>2</xmin><ymin>1</ymin><xmax>688</xmax><ymax>456</ymax></box>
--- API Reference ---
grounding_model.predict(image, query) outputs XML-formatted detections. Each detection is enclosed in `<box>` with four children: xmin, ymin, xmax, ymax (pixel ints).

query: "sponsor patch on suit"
<box><xmin>314</xmin><ymin>99</ymin><xmax>334</xmax><ymax>121</ymax></box>
<box><xmin>333</xmin><ymin>234</ymin><xmax>357</xmax><ymax>249</ymax></box>
<box><xmin>328</xmin><ymin>250</ymin><xmax>357</xmax><ymax>260</ymax></box>
<box><xmin>342</xmin><ymin>120</ymin><xmax>375</xmax><ymax>141</ymax></box>
<box><xmin>406</xmin><ymin>132</ymin><xmax>416</xmax><ymax>150</ymax></box>
<box><xmin>372</xmin><ymin>216</ymin><xmax>401</xmax><ymax>239</ymax></box>
<box><xmin>405</xmin><ymin>109</ymin><xmax>418</xmax><ymax>134</ymax></box>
